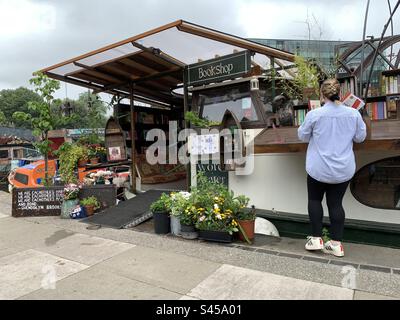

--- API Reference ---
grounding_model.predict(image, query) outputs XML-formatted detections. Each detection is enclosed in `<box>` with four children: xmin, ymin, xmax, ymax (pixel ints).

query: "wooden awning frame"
<box><xmin>39</xmin><ymin>20</ymin><xmax>295</xmax><ymax>107</ymax></box>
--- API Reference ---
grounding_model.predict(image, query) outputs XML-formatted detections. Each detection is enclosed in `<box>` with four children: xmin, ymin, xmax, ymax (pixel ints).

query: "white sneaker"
<box><xmin>305</xmin><ymin>236</ymin><xmax>324</xmax><ymax>251</ymax></box>
<box><xmin>323</xmin><ymin>241</ymin><xmax>345</xmax><ymax>257</ymax></box>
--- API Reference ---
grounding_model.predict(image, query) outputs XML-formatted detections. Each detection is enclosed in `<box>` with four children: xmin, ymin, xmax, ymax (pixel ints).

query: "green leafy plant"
<box><xmin>185</xmin><ymin>111</ymin><xmax>221</xmax><ymax>128</ymax></box>
<box><xmin>57</xmin><ymin>143</ymin><xmax>89</xmax><ymax>183</ymax></box>
<box><xmin>322</xmin><ymin>227</ymin><xmax>331</xmax><ymax>243</ymax></box>
<box><xmin>80</xmin><ymin>196</ymin><xmax>100</xmax><ymax>210</ymax></box>
<box><xmin>150</xmin><ymin>193</ymin><xmax>171</xmax><ymax>214</ymax></box>
<box><xmin>281</xmin><ymin>55</ymin><xmax>321</xmax><ymax>101</ymax></box>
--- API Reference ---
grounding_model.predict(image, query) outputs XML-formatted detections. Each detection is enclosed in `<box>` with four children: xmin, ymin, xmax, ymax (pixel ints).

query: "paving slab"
<box><xmin>251</xmin><ymin>235</ymin><xmax>400</xmax><ymax>269</ymax></box>
<box><xmin>354</xmin><ymin>291</ymin><xmax>398</xmax><ymax>300</ymax></box>
<box><xmin>35</xmin><ymin>232</ymin><xmax>135</xmax><ymax>266</ymax></box>
<box><xmin>0</xmin><ymin>249</ymin><xmax>88</xmax><ymax>300</ymax></box>
<box><xmin>0</xmin><ymin>213</ymin><xmax>9</xmax><ymax>219</ymax></box>
<box><xmin>0</xmin><ymin>218</ymin><xmax>61</xmax><ymax>249</ymax></box>
<box><xmin>19</xmin><ymin>265</ymin><xmax>181</xmax><ymax>300</ymax></box>
<box><xmin>186</xmin><ymin>264</ymin><xmax>354</xmax><ymax>300</ymax></box>
<box><xmin>97</xmin><ymin>245</ymin><xmax>221</xmax><ymax>295</ymax></box>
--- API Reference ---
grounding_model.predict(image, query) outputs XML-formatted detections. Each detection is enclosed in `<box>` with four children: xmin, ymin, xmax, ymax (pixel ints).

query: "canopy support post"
<box><xmin>183</xmin><ymin>66</ymin><xmax>191</xmax><ymax>191</ymax></box>
<box><xmin>130</xmin><ymin>82</ymin><xmax>137</xmax><ymax>194</ymax></box>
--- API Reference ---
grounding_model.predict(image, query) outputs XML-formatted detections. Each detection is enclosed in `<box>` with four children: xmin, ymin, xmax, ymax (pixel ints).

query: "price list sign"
<box><xmin>12</xmin><ymin>187</ymin><xmax>64</xmax><ymax>217</ymax></box>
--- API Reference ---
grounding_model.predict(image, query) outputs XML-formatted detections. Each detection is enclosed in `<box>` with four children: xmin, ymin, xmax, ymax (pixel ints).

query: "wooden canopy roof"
<box><xmin>40</xmin><ymin>20</ymin><xmax>295</xmax><ymax>107</ymax></box>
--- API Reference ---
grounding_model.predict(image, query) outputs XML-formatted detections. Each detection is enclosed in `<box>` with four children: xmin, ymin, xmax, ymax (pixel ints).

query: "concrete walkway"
<box><xmin>0</xmin><ymin>191</ymin><xmax>398</xmax><ymax>300</ymax></box>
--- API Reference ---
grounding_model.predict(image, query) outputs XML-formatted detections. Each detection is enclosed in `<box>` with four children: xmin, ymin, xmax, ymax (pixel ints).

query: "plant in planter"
<box><xmin>95</xmin><ymin>146</ymin><xmax>107</xmax><ymax>163</ymax></box>
<box><xmin>191</xmin><ymin>175</ymin><xmax>240</xmax><ymax>243</ymax></box>
<box><xmin>233</xmin><ymin>198</ymin><xmax>256</xmax><ymax>244</ymax></box>
<box><xmin>169</xmin><ymin>191</ymin><xmax>191</xmax><ymax>236</ymax></box>
<box><xmin>184</xmin><ymin>111</ymin><xmax>221</xmax><ymax>129</ymax></box>
<box><xmin>87</xmin><ymin>146</ymin><xmax>99</xmax><ymax>164</ymax></box>
<box><xmin>80</xmin><ymin>196</ymin><xmax>100</xmax><ymax>217</ymax></box>
<box><xmin>61</xmin><ymin>183</ymin><xmax>81</xmax><ymax>219</ymax></box>
<box><xmin>150</xmin><ymin>193</ymin><xmax>171</xmax><ymax>235</ymax></box>
<box><xmin>57</xmin><ymin>143</ymin><xmax>89</xmax><ymax>183</ymax></box>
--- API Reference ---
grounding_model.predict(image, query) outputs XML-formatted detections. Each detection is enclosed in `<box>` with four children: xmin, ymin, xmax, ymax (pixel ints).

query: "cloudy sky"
<box><xmin>0</xmin><ymin>0</ymin><xmax>399</xmax><ymax>99</ymax></box>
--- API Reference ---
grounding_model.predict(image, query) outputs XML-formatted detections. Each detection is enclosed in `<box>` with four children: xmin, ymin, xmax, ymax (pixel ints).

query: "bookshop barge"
<box><xmin>40</xmin><ymin>20</ymin><xmax>400</xmax><ymax>247</ymax></box>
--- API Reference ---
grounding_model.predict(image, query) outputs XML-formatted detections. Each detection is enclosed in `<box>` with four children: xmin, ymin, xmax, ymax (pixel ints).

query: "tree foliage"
<box><xmin>0</xmin><ymin>87</ymin><xmax>42</xmax><ymax>128</ymax></box>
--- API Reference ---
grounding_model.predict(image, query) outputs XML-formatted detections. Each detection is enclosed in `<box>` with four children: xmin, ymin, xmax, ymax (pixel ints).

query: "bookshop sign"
<box><xmin>187</xmin><ymin>51</ymin><xmax>252</xmax><ymax>87</ymax></box>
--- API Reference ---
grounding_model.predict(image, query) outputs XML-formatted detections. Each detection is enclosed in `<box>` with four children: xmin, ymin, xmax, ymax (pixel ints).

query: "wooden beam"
<box><xmin>131</xmin><ymin>42</ymin><xmax>185</xmax><ymax>67</ymax></box>
<box><xmin>178</xmin><ymin>22</ymin><xmax>295</xmax><ymax>62</ymax></box>
<box><xmin>99</xmin><ymin>64</ymin><xmax>138</xmax><ymax>81</ymax></box>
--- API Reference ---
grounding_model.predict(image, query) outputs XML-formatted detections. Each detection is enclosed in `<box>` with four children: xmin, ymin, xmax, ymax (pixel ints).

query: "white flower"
<box><xmin>199</xmin><ymin>216</ymin><xmax>205</xmax><ymax>222</ymax></box>
<box><xmin>214</xmin><ymin>204</ymin><xmax>219</xmax><ymax>210</ymax></box>
<box><xmin>216</xmin><ymin>214</ymin><xmax>222</xmax><ymax>220</ymax></box>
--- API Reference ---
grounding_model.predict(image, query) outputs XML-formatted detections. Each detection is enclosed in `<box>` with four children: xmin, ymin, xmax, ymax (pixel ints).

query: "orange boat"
<box><xmin>8</xmin><ymin>160</ymin><xmax>99</xmax><ymax>189</ymax></box>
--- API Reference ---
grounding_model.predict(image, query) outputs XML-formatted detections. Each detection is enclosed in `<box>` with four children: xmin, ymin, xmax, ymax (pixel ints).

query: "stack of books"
<box><xmin>294</xmin><ymin>109</ymin><xmax>307</xmax><ymax>126</ymax></box>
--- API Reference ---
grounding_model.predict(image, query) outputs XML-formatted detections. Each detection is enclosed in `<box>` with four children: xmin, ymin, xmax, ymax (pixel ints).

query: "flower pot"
<box><xmin>238</xmin><ymin>220</ymin><xmax>255</xmax><ymax>242</ymax></box>
<box><xmin>153</xmin><ymin>211</ymin><xmax>170</xmax><ymax>235</ymax></box>
<box><xmin>99</xmin><ymin>154</ymin><xmax>107</xmax><ymax>163</ymax></box>
<box><xmin>84</xmin><ymin>205</ymin><xmax>95</xmax><ymax>216</ymax></box>
<box><xmin>78</xmin><ymin>159</ymin><xmax>88</xmax><ymax>167</ymax></box>
<box><xmin>170</xmin><ymin>215</ymin><xmax>181</xmax><ymax>236</ymax></box>
<box><xmin>180</xmin><ymin>224</ymin><xmax>198</xmax><ymax>240</ymax></box>
<box><xmin>90</xmin><ymin>157</ymin><xmax>99</xmax><ymax>165</ymax></box>
<box><xmin>61</xmin><ymin>199</ymin><xmax>79</xmax><ymax>219</ymax></box>
<box><xmin>198</xmin><ymin>230</ymin><xmax>233</xmax><ymax>243</ymax></box>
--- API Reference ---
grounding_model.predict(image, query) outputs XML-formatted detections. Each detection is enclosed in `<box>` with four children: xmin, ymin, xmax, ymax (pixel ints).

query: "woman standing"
<box><xmin>298</xmin><ymin>79</ymin><xmax>367</xmax><ymax>257</ymax></box>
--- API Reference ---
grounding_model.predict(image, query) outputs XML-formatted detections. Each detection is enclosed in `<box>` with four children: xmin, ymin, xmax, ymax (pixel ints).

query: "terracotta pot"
<box><xmin>238</xmin><ymin>220</ymin><xmax>255</xmax><ymax>242</ymax></box>
<box><xmin>90</xmin><ymin>157</ymin><xmax>99</xmax><ymax>165</ymax></box>
<box><xmin>78</xmin><ymin>159</ymin><xmax>88</xmax><ymax>167</ymax></box>
<box><xmin>84</xmin><ymin>205</ymin><xmax>95</xmax><ymax>216</ymax></box>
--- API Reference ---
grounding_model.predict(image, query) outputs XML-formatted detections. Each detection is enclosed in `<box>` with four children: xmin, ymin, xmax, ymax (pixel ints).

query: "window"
<box><xmin>0</xmin><ymin>150</ymin><xmax>9</xmax><ymax>159</ymax></box>
<box><xmin>351</xmin><ymin>157</ymin><xmax>400</xmax><ymax>210</ymax></box>
<box><xmin>197</xmin><ymin>83</ymin><xmax>260</xmax><ymax>123</ymax></box>
<box><xmin>14</xmin><ymin>173</ymin><xmax>29</xmax><ymax>185</ymax></box>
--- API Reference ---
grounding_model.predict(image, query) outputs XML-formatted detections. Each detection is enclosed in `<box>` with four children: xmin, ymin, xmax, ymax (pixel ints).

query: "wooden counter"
<box><xmin>254</xmin><ymin>120</ymin><xmax>400</xmax><ymax>154</ymax></box>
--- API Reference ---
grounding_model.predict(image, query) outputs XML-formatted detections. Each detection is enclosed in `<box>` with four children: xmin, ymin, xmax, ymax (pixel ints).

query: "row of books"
<box><xmin>339</xmin><ymin>77</ymin><xmax>356</xmax><ymax>100</ymax></box>
<box><xmin>294</xmin><ymin>109</ymin><xmax>307</xmax><ymax>126</ymax></box>
<box><xmin>382</xmin><ymin>74</ymin><xmax>400</xmax><ymax>95</ymax></box>
<box><xmin>366</xmin><ymin>102</ymin><xmax>388</xmax><ymax>120</ymax></box>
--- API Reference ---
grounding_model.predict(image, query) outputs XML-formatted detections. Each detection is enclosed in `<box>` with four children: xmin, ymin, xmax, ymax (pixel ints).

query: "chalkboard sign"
<box><xmin>12</xmin><ymin>185</ymin><xmax>117</xmax><ymax>218</ymax></box>
<box><xmin>196</xmin><ymin>162</ymin><xmax>229</xmax><ymax>186</ymax></box>
<box><xmin>12</xmin><ymin>187</ymin><xmax>64</xmax><ymax>217</ymax></box>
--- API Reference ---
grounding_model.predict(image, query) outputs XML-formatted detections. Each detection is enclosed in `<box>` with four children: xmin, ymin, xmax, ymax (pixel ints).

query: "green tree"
<box><xmin>0</xmin><ymin>87</ymin><xmax>42</xmax><ymax>128</ymax></box>
<box><xmin>13</xmin><ymin>72</ymin><xmax>71</xmax><ymax>184</ymax></box>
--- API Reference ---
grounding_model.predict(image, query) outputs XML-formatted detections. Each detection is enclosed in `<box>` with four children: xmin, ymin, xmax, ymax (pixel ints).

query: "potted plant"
<box><xmin>192</xmin><ymin>175</ymin><xmax>239</xmax><ymax>243</ymax></box>
<box><xmin>57</xmin><ymin>143</ymin><xmax>89</xmax><ymax>183</ymax></box>
<box><xmin>88</xmin><ymin>146</ymin><xmax>99</xmax><ymax>165</ymax></box>
<box><xmin>169</xmin><ymin>191</ymin><xmax>191</xmax><ymax>237</ymax></box>
<box><xmin>95</xmin><ymin>146</ymin><xmax>107</xmax><ymax>163</ymax></box>
<box><xmin>150</xmin><ymin>193</ymin><xmax>171</xmax><ymax>235</ymax></box>
<box><xmin>61</xmin><ymin>183</ymin><xmax>80</xmax><ymax>219</ymax></box>
<box><xmin>234</xmin><ymin>199</ymin><xmax>256</xmax><ymax>244</ymax></box>
<box><xmin>80</xmin><ymin>196</ymin><xmax>100</xmax><ymax>216</ymax></box>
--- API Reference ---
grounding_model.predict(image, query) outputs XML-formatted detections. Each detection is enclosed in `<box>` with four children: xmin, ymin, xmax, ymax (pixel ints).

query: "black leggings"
<box><xmin>307</xmin><ymin>175</ymin><xmax>350</xmax><ymax>241</ymax></box>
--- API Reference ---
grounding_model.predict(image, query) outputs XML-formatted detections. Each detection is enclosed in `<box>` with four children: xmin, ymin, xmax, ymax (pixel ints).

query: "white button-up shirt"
<box><xmin>298</xmin><ymin>101</ymin><xmax>367</xmax><ymax>184</ymax></box>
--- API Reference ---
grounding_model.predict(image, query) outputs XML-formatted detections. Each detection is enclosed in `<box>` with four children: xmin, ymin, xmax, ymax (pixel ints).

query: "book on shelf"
<box><xmin>339</xmin><ymin>77</ymin><xmax>356</xmax><ymax>100</ymax></box>
<box><xmin>294</xmin><ymin>109</ymin><xmax>307</xmax><ymax>126</ymax></box>
<box><xmin>381</xmin><ymin>74</ymin><xmax>400</xmax><ymax>95</ymax></box>
<box><xmin>308</xmin><ymin>100</ymin><xmax>321</xmax><ymax>110</ymax></box>
<box><xmin>341</xmin><ymin>92</ymin><xmax>365</xmax><ymax>110</ymax></box>
<box><xmin>366</xmin><ymin>101</ymin><xmax>387</xmax><ymax>120</ymax></box>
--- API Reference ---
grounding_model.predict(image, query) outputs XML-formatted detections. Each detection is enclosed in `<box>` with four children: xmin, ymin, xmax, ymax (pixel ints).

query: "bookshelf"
<box><xmin>365</xmin><ymin>69</ymin><xmax>400</xmax><ymax>121</ymax></box>
<box><xmin>114</xmin><ymin>103</ymin><xmax>183</xmax><ymax>155</ymax></box>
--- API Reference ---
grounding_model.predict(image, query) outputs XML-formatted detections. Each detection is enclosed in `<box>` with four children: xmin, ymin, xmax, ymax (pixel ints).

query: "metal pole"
<box><xmin>130</xmin><ymin>82</ymin><xmax>137</xmax><ymax>193</ymax></box>
<box><xmin>183</xmin><ymin>67</ymin><xmax>191</xmax><ymax>191</ymax></box>
<box><xmin>360</xmin><ymin>0</ymin><xmax>370</xmax><ymax>97</ymax></box>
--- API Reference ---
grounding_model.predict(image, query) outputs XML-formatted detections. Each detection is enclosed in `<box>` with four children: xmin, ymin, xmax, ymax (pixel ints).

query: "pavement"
<box><xmin>0</xmin><ymin>191</ymin><xmax>399</xmax><ymax>300</ymax></box>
